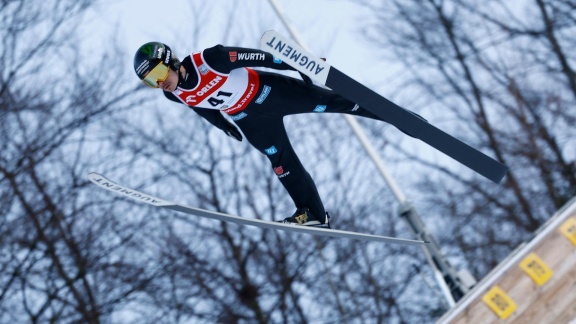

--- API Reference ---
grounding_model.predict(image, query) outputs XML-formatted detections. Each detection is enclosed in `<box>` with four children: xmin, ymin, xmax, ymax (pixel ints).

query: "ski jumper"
<box><xmin>164</xmin><ymin>45</ymin><xmax>389</xmax><ymax>219</ymax></box>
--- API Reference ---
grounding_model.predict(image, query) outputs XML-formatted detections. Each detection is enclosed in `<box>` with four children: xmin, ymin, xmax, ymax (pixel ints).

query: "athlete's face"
<box><xmin>158</xmin><ymin>68</ymin><xmax>179</xmax><ymax>92</ymax></box>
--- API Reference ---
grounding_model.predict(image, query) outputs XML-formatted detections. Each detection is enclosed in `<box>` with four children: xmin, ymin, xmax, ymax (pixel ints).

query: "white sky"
<box><xmin>84</xmin><ymin>0</ymin><xmax>391</xmax><ymax>87</ymax></box>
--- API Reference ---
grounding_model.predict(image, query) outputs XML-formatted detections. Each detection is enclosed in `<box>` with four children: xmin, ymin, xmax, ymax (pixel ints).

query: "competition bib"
<box><xmin>174</xmin><ymin>52</ymin><xmax>259</xmax><ymax>113</ymax></box>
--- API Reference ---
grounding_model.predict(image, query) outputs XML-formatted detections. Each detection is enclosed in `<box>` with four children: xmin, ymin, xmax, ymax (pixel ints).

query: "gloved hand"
<box><xmin>299</xmin><ymin>72</ymin><xmax>314</xmax><ymax>87</ymax></box>
<box><xmin>298</xmin><ymin>58</ymin><xmax>325</xmax><ymax>87</ymax></box>
<box><xmin>223</xmin><ymin>121</ymin><xmax>243</xmax><ymax>141</ymax></box>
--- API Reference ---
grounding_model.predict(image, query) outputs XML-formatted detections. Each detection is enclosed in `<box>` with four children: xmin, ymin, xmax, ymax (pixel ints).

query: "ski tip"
<box><xmin>260</xmin><ymin>30</ymin><xmax>277</xmax><ymax>42</ymax></box>
<box><xmin>87</xmin><ymin>172</ymin><xmax>101</xmax><ymax>180</ymax></box>
<box><xmin>87</xmin><ymin>172</ymin><xmax>175</xmax><ymax>207</ymax></box>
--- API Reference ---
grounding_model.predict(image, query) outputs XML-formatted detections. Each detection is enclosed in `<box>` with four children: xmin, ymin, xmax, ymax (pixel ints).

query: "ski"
<box><xmin>88</xmin><ymin>172</ymin><xmax>428</xmax><ymax>246</ymax></box>
<box><xmin>260</xmin><ymin>30</ymin><xmax>509</xmax><ymax>184</ymax></box>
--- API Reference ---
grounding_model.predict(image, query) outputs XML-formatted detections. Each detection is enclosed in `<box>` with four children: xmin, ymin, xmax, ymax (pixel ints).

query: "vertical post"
<box><xmin>266</xmin><ymin>0</ymin><xmax>474</xmax><ymax>307</ymax></box>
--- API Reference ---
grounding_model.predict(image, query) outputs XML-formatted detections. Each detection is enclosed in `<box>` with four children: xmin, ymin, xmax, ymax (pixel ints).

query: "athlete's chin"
<box><xmin>163</xmin><ymin>84</ymin><xmax>176</xmax><ymax>92</ymax></box>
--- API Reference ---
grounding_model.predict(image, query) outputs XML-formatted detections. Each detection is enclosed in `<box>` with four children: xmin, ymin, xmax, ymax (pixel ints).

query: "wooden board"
<box><xmin>438</xmin><ymin>198</ymin><xmax>576</xmax><ymax>323</ymax></box>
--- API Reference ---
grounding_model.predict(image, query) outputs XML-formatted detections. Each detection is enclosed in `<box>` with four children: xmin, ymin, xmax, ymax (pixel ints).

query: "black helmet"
<box><xmin>133</xmin><ymin>42</ymin><xmax>180</xmax><ymax>81</ymax></box>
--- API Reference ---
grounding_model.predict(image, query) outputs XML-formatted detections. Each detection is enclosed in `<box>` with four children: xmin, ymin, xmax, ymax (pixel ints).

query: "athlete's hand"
<box><xmin>223</xmin><ymin>122</ymin><xmax>243</xmax><ymax>141</ymax></box>
<box><xmin>298</xmin><ymin>58</ymin><xmax>325</xmax><ymax>87</ymax></box>
<box><xmin>299</xmin><ymin>72</ymin><xmax>314</xmax><ymax>87</ymax></box>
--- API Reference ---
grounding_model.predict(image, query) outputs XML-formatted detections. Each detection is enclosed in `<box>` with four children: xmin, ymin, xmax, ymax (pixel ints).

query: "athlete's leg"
<box><xmin>257</xmin><ymin>71</ymin><xmax>391</xmax><ymax>121</ymax></box>
<box><xmin>232</xmin><ymin>111</ymin><xmax>326</xmax><ymax>221</ymax></box>
<box><xmin>257</xmin><ymin>73</ymin><xmax>426</xmax><ymax>137</ymax></box>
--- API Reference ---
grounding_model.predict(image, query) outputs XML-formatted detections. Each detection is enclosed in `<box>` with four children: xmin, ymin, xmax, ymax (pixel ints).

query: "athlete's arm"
<box><xmin>202</xmin><ymin>45</ymin><xmax>295</xmax><ymax>73</ymax></box>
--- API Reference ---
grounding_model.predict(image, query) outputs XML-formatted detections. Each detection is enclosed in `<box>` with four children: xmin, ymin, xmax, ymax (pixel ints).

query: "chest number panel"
<box><xmin>207</xmin><ymin>91</ymin><xmax>233</xmax><ymax>107</ymax></box>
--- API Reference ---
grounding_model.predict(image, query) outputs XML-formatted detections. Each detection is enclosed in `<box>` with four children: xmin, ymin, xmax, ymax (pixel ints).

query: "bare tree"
<box><xmin>352</xmin><ymin>0</ymin><xmax>575</xmax><ymax>290</ymax></box>
<box><xmin>0</xmin><ymin>1</ymin><xmax>156</xmax><ymax>322</ymax></box>
<box><xmin>102</xmin><ymin>108</ymin><xmax>429</xmax><ymax>323</ymax></box>
<box><xmin>1</xmin><ymin>1</ymin><xmax>475</xmax><ymax>322</ymax></box>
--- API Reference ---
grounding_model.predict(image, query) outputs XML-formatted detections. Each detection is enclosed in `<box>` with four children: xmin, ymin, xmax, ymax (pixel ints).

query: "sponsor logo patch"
<box><xmin>255</xmin><ymin>85</ymin><xmax>271</xmax><ymax>104</ymax></box>
<box><xmin>313</xmin><ymin>105</ymin><xmax>327</xmax><ymax>112</ymax></box>
<box><xmin>229</xmin><ymin>51</ymin><xmax>237</xmax><ymax>62</ymax></box>
<box><xmin>186</xmin><ymin>95</ymin><xmax>196</xmax><ymax>104</ymax></box>
<box><xmin>231</xmin><ymin>112</ymin><xmax>248</xmax><ymax>121</ymax></box>
<box><xmin>164</xmin><ymin>50</ymin><xmax>171</xmax><ymax>64</ymax></box>
<box><xmin>199</xmin><ymin>64</ymin><xmax>209</xmax><ymax>75</ymax></box>
<box><xmin>274</xmin><ymin>166</ymin><xmax>290</xmax><ymax>178</ymax></box>
<box><xmin>263</xmin><ymin>34</ymin><xmax>327</xmax><ymax>78</ymax></box>
<box><xmin>273</xmin><ymin>56</ymin><xmax>283</xmax><ymax>64</ymax></box>
<box><xmin>136</xmin><ymin>61</ymin><xmax>150</xmax><ymax>76</ymax></box>
<box><xmin>238</xmin><ymin>53</ymin><xmax>266</xmax><ymax>60</ymax></box>
<box><xmin>155</xmin><ymin>46</ymin><xmax>164</xmax><ymax>59</ymax></box>
<box><xmin>264</xmin><ymin>146</ymin><xmax>278</xmax><ymax>155</ymax></box>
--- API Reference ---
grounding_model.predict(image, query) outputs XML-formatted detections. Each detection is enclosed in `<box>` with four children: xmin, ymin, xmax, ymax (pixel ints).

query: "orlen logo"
<box><xmin>196</xmin><ymin>76</ymin><xmax>223</xmax><ymax>96</ymax></box>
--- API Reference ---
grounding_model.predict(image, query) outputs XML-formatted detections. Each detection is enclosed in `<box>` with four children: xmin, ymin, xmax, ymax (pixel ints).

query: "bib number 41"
<box><xmin>207</xmin><ymin>91</ymin><xmax>232</xmax><ymax>107</ymax></box>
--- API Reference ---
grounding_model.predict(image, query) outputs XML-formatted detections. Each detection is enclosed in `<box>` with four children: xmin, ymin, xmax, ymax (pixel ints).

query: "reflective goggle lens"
<box><xmin>142</xmin><ymin>62</ymin><xmax>170</xmax><ymax>88</ymax></box>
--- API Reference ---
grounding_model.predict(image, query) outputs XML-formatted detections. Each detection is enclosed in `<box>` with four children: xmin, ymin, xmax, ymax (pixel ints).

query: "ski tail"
<box><xmin>260</xmin><ymin>30</ymin><xmax>509</xmax><ymax>184</ymax></box>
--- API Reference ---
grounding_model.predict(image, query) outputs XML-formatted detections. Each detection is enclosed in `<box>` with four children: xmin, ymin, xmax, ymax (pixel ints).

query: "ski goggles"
<box><xmin>142</xmin><ymin>62</ymin><xmax>170</xmax><ymax>88</ymax></box>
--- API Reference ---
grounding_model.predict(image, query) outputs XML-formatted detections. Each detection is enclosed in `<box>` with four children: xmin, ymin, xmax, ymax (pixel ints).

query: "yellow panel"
<box><xmin>481</xmin><ymin>286</ymin><xmax>517</xmax><ymax>320</ymax></box>
<box><xmin>518</xmin><ymin>252</ymin><xmax>553</xmax><ymax>286</ymax></box>
<box><xmin>559</xmin><ymin>217</ymin><xmax>576</xmax><ymax>246</ymax></box>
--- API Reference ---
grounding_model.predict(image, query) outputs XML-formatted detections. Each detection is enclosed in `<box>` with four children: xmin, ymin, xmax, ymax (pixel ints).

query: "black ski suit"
<box><xmin>164</xmin><ymin>45</ymin><xmax>387</xmax><ymax>220</ymax></box>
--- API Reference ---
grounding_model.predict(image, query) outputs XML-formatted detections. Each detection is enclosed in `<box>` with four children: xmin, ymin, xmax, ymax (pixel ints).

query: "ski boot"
<box><xmin>279</xmin><ymin>207</ymin><xmax>331</xmax><ymax>228</ymax></box>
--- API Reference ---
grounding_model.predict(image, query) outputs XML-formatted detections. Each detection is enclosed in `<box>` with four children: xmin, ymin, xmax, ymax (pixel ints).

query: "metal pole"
<box><xmin>266</xmin><ymin>0</ymin><xmax>473</xmax><ymax>306</ymax></box>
